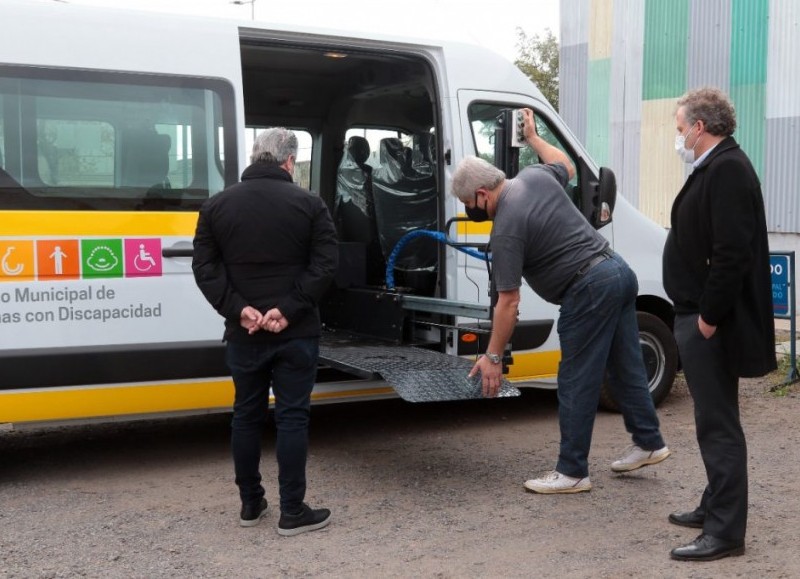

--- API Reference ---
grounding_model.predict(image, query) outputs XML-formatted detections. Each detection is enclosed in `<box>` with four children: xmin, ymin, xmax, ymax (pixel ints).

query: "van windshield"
<box><xmin>0</xmin><ymin>66</ymin><xmax>236</xmax><ymax>211</ymax></box>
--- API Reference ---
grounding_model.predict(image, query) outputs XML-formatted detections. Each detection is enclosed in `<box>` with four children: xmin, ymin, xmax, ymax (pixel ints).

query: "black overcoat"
<box><xmin>663</xmin><ymin>136</ymin><xmax>777</xmax><ymax>377</ymax></box>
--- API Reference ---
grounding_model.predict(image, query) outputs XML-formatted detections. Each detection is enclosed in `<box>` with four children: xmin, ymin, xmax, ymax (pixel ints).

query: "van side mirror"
<box><xmin>576</xmin><ymin>159</ymin><xmax>617</xmax><ymax>229</ymax></box>
<box><xmin>596</xmin><ymin>167</ymin><xmax>616</xmax><ymax>227</ymax></box>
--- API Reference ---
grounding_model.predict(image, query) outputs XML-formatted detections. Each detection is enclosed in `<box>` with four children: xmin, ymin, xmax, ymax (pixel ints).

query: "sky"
<box><xmin>51</xmin><ymin>0</ymin><xmax>560</xmax><ymax>64</ymax></box>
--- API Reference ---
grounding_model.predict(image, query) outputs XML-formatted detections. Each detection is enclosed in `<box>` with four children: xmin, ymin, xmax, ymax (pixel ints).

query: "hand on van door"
<box><xmin>240</xmin><ymin>306</ymin><xmax>264</xmax><ymax>334</ymax></box>
<box><xmin>521</xmin><ymin>108</ymin><xmax>539</xmax><ymax>143</ymax></box>
<box><xmin>261</xmin><ymin>308</ymin><xmax>289</xmax><ymax>334</ymax></box>
<box><xmin>521</xmin><ymin>108</ymin><xmax>576</xmax><ymax>179</ymax></box>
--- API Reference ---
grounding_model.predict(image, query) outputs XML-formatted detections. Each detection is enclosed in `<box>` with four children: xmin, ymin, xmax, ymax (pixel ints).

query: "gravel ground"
<box><xmin>2</xmin><ymin>369</ymin><xmax>800</xmax><ymax>578</ymax></box>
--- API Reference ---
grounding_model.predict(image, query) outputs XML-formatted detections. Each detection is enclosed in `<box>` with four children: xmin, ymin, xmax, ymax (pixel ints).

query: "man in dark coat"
<box><xmin>193</xmin><ymin>128</ymin><xmax>338</xmax><ymax>536</ymax></box>
<box><xmin>664</xmin><ymin>87</ymin><xmax>776</xmax><ymax>561</ymax></box>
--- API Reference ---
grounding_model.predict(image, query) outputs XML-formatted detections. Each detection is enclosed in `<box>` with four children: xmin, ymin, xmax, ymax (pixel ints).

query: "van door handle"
<box><xmin>162</xmin><ymin>247</ymin><xmax>194</xmax><ymax>258</ymax></box>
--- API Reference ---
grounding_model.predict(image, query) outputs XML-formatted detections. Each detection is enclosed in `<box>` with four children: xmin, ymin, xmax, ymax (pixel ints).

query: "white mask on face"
<box><xmin>674</xmin><ymin>123</ymin><xmax>699</xmax><ymax>164</ymax></box>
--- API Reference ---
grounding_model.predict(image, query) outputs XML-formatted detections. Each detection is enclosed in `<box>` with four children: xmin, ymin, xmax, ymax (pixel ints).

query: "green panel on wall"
<box><xmin>587</xmin><ymin>58</ymin><xmax>611</xmax><ymax>167</ymax></box>
<box><xmin>643</xmin><ymin>0</ymin><xmax>688</xmax><ymax>100</ymax></box>
<box><xmin>731</xmin><ymin>0</ymin><xmax>768</xmax><ymax>85</ymax></box>
<box><xmin>730</xmin><ymin>84</ymin><xmax>765</xmax><ymax>180</ymax></box>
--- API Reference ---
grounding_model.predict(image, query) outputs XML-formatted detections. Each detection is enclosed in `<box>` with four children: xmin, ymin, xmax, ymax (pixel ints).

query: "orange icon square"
<box><xmin>0</xmin><ymin>240</ymin><xmax>36</xmax><ymax>282</ymax></box>
<box><xmin>36</xmin><ymin>239</ymin><xmax>80</xmax><ymax>280</ymax></box>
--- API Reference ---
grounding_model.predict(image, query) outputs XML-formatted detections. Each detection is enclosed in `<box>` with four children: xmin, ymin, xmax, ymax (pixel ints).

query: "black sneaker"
<box><xmin>278</xmin><ymin>503</ymin><xmax>331</xmax><ymax>536</ymax></box>
<box><xmin>239</xmin><ymin>498</ymin><xmax>268</xmax><ymax>527</ymax></box>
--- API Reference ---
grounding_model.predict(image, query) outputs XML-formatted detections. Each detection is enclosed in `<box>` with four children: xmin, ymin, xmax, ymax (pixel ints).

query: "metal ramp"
<box><xmin>319</xmin><ymin>333</ymin><xmax>520</xmax><ymax>402</ymax></box>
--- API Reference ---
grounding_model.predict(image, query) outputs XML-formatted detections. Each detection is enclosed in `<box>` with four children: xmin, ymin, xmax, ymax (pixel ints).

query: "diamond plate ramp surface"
<box><xmin>319</xmin><ymin>336</ymin><xmax>520</xmax><ymax>402</ymax></box>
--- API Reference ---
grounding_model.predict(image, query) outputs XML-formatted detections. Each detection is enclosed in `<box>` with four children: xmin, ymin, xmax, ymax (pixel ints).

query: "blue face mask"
<box><xmin>465</xmin><ymin>192</ymin><xmax>490</xmax><ymax>222</ymax></box>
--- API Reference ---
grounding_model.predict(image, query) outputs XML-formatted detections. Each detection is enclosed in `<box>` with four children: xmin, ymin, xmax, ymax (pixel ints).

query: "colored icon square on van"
<box><xmin>82</xmin><ymin>239</ymin><xmax>123</xmax><ymax>278</ymax></box>
<box><xmin>124</xmin><ymin>238</ymin><xmax>162</xmax><ymax>277</ymax></box>
<box><xmin>36</xmin><ymin>239</ymin><xmax>80</xmax><ymax>280</ymax></box>
<box><xmin>0</xmin><ymin>240</ymin><xmax>36</xmax><ymax>282</ymax></box>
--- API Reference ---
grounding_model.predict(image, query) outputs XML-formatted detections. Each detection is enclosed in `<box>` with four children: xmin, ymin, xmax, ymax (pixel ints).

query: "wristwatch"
<box><xmin>484</xmin><ymin>352</ymin><xmax>502</xmax><ymax>365</ymax></box>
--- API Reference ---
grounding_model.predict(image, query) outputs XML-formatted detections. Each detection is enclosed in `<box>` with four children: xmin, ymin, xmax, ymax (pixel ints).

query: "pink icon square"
<box><xmin>125</xmin><ymin>239</ymin><xmax>162</xmax><ymax>277</ymax></box>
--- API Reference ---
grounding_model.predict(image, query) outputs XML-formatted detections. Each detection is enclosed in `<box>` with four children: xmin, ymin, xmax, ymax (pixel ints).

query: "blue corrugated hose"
<box><xmin>385</xmin><ymin>230</ymin><xmax>490</xmax><ymax>290</ymax></box>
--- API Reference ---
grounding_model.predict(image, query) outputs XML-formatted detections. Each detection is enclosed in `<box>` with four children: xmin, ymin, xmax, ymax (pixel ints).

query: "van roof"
<box><xmin>11</xmin><ymin>0</ymin><xmax>483</xmax><ymax>50</ymax></box>
<box><xmin>3</xmin><ymin>0</ymin><xmax>546</xmax><ymax>107</ymax></box>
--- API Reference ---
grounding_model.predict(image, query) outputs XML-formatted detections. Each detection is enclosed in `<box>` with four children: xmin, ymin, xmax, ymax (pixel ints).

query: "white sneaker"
<box><xmin>524</xmin><ymin>470</ymin><xmax>592</xmax><ymax>494</ymax></box>
<box><xmin>611</xmin><ymin>445</ymin><xmax>672</xmax><ymax>472</ymax></box>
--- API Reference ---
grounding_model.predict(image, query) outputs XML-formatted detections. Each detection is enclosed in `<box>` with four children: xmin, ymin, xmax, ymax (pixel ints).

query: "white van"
<box><xmin>0</xmin><ymin>1</ymin><xmax>677</xmax><ymax>428</ymax></box>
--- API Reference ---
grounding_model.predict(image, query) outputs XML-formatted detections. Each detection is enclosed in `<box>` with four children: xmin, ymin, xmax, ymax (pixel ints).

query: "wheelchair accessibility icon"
<box><xmin>124</xmin><ymin>238</ymin><xmax>162</xmax><ymax>277</ymax></box>
<box><xmin>134</xmin><ymin>244</ymin><xmax>157</xmax><ymax>272</ymax></box>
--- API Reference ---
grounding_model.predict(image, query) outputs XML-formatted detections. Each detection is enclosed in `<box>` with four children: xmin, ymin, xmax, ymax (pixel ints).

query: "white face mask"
<box><xmin>674</xmin><ymin>124</ymin><xmax>699</xmax><ymax>164</ymax></box>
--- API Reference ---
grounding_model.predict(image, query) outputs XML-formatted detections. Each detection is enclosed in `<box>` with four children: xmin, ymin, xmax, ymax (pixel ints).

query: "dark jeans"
<box><xmin>225</xmin><ymin>337</ymin><xmax>319</xmax><ymax>514</ymax></box>
<box><xmin>555</xmin><ymin>253</ymin><xmax>665</xmax><ymax>478</ymax></box>
<box><xmin>674</xmin><ymin>314</ymin><xmax>747</xmax><ymax>541</ymax></box>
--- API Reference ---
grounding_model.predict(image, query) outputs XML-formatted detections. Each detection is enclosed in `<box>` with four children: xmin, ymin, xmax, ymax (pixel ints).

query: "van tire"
<box><xmin>599</xmin><ymin>312</ymin><xmax>678</xmax><ymax>411</ymax></box>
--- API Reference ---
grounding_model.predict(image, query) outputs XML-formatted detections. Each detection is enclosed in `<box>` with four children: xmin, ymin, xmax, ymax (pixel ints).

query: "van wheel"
<box><xmin>599</xmin><ymin>312</ymin><xmax>678</xmax><ymax>411</ymax></box>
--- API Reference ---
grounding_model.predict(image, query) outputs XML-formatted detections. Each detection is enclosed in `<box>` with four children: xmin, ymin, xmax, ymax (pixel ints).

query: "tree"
<box><xmin>514</xmin><ymin>27</ymin><xmax>559</xmax><ymax>111</ymax></box>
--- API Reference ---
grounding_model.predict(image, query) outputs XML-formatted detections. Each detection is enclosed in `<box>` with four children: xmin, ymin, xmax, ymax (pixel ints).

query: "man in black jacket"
<box><xmin>193</xmin><ymin>128</ymin><xmax>338</xmax><ymax>536</ymax></box>
<box><xmin>664</xmin><ymin>87</ymin><xmax>776</xmax><ymax>561</ymax></box>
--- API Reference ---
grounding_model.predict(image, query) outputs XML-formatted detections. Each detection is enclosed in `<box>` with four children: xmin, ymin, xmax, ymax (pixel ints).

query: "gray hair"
<box><xmin>251</xmin><ymin>128</ymin><xmax>298</xmax><ymax>165</ymax></box>
<box><xmin>451</xmin><ymin>156</ymin><xmax>505</xmax><ymax>202</ymax></box>
<box><xmin>677</xmin><ymin>87</ymin><xmax>737</xmax><ymax>137</ymax></box>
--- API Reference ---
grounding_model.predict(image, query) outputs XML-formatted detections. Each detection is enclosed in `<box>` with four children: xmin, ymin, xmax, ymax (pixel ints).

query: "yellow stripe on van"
<box><xmin>455</xmin><ymin>214</ymin><xmax>493</xmax><ymax>236</ymax></box>
<box><xmin>0</xmin><ymin>211</ymin><xmax>199</xmax><ymax>236</ymax></box>
<box><xmin>310</xmin><ymin>387</ymin><xmax>396</xmax><ymax>401</ymax></box>
<box><xmin>505</xmin><ymin>350</ymin><xmax>560</xmax><ymax>381</ymax></box>
<box><xmin>0</xmin><ymin>380</ymin><xmax>235</xmax><ymax>423</ymax></box>
<box><xmin>0</xmin><ymin>380</ymin><xmax>397</xmax><ymax>424</ymax></box>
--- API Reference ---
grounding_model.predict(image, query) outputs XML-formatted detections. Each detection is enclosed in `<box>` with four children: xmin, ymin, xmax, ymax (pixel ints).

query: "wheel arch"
<box><xmin>636</xmin><ymin>294</ymin><xmax>675</xmax><ymax>331</ymax></box>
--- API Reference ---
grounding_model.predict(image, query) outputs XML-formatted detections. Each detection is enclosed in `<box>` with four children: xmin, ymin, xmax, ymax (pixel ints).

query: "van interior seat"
<box><xmin>347</xmin><ymin>135</ymin><xmax>371</xmax><ymax>170</ymax></box>
<box><xmin>121</xmin><ymin>128</ymin><xmax>172</xmax><ymax>189</ymax></box>
<box><xmin>372</xmin><ymin>136</ymin><xmax>438</xmax><ymax>292</ymax></box>
<box><xmin>334</xmin><ymin>136</ymin><xmax>385</xmax><ymax>285</ymax></box>
<box><xmin>411</xmin><ymin>133</ymin><xmax>436</xmax><ymax>175</ymax></box>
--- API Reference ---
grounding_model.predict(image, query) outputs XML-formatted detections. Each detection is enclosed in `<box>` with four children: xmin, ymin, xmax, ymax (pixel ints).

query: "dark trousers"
<box><xmin>556</xmin><ymin>253</ymin><xmax>665</xmax><ymax>478</ymax></box>
<box><xmin>674</xmin><ymin>314</ymin><xmax>747</xmax><ymax>541</ymax></box>
<box><xmin>225</xmin><ymin>337</ymin><xmax>319</xmax><ymax>514</ymax></box>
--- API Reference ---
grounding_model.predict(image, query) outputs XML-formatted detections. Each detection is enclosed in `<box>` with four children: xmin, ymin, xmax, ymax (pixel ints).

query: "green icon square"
<box><xmin>81</xmin><ymin>239</ymin><xmax>123</xmax><ymax>278</ymax></box>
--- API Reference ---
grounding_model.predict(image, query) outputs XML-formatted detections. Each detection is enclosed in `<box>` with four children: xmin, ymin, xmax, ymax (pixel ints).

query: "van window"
<box><xmin>467</xmin><ymin>103</ymin><xmax>577</xmax><ymax>186</ymax></box>
<box><xmin>244</xmin><ymin>127</ymin><xmax>313</xmax><ymax>190</ymax></box>
<box><xmin>0</xmin><ymin>65</ymin><xmax>236</xmax><ymax>211</ymax></box>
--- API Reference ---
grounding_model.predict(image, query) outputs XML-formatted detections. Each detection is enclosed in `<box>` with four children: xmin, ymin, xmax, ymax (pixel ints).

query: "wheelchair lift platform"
<box><xmin>319</xmin><ymin>332</ymin><xmax>520</xmax><ymax>403</ymax></box>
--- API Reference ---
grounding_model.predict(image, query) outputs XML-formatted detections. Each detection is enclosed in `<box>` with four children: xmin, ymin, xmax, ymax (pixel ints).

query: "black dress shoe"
<box><xmin>670</xmin><ymin>534</ymin><xmax>745</xmax><ymax>561</ymax></box>
<box><xmin>668</xmin><ymin>508</ymin><xmax>705</xmax><ymax>528</ymax></box>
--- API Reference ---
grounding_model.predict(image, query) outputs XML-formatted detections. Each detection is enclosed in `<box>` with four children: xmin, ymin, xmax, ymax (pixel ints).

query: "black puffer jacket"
<box><xmin>193</xmin><ymin>163</ymin><xmax>338</xmax><ymax>342</ymax></box>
